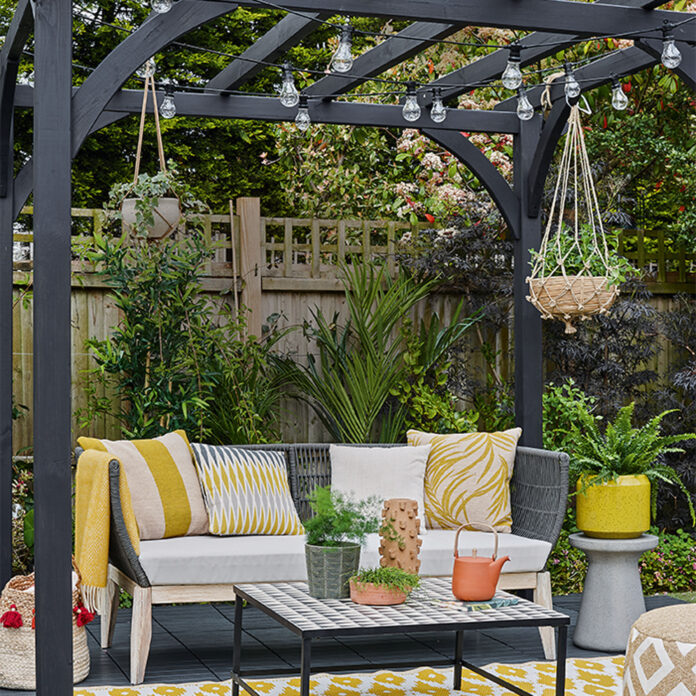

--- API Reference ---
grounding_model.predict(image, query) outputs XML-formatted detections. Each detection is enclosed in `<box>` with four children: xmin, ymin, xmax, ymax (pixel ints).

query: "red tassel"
<box><xmin>1</xmin><ymin>604</ymin><xmax>23</xmax><ymax>628</ymax></box>
<box><xmin>31</xmin><ymin>609</ymin><xmax>35</xmax><ymax>630</ymax></box>
<box><xmin>73</xmin><ymin>604</ymin><xmax>95</xmax><ymax>627</ymax></box>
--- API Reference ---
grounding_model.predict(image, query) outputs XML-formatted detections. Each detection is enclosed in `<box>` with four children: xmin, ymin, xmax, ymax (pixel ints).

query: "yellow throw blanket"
<box><xmin>74</xmin><ymin>449</ymin><xmax>140</xmax><ymax>612</ymax></box>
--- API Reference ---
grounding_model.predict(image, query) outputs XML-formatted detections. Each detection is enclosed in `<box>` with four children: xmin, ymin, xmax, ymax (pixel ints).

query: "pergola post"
<box><xmin>33</xmin><ymin>0</ymin><xmax>73</xmax><ymax>692</ymax></box>
<box><xmin>0</xmin><ymin>103</ymin><xmax>13</xmax><ymax>589</ymax></box>
<box><xmin>513</xmin><ymin>116</ymin><xmax>544</xmax><ymax>447</ymax></box>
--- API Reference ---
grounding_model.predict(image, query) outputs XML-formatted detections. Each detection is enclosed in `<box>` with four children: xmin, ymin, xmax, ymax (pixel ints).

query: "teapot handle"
<box><xmin>454</xmin><ymin>522</ymin><xmax>499</xmax><ymax>559</ymax></box>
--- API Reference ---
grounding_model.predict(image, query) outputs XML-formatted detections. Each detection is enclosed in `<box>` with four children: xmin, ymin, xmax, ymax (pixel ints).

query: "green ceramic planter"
<box><xmin>305</xmin><ymin>542</ymin><xmax>360</xmax><ymax>599</ymax></box>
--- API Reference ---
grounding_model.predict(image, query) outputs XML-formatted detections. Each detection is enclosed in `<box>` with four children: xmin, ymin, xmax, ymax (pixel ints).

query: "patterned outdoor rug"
<box><xmin>74</xmin><ymin>656</ymin><xmax>625</xmax><ymax>696</ymax></box>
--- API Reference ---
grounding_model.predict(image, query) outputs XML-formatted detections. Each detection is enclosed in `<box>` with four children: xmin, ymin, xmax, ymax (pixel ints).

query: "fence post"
<box><xmin>237</xmin><ymin>197</ymin><xmax>263</xmax><ymax>337</ymax></box>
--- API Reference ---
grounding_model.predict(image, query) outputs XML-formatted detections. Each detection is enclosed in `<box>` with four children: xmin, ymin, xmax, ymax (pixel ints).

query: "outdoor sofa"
<box><xmin>76</xmin><ymin>442</ymin><xmax>569</xmax><ymax>684</ymax></box>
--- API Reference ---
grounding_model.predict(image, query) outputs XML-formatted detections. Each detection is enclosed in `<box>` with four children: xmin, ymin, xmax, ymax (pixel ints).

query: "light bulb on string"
<box><xmin>295</xmin><ymin>95</ymin><xmax>311</xmax><ymax>132</ymax></box>
<box><xmin>516</xmin><ymin>88</ymin><xmax>534</xmax><ymax>121</ymax></box>
<box><xmin>661</xmin><ymin>24</ymin><xmax>682</xmax><ymax>69</ymax></box>
<box><xmin>430</xmin><ymin>88</ymin><xmax>447</xmax><ymax>123</ymax></box>
<box><xmin>160</xmin><ymin>86</ymin><xmax>176</xmax><ymax>119</ymax></box>
<box><xmin>402</xmin><ymin>83</ymin><xmax>421</xmax><ymax>122</ymax></box>
<box><xmin>501</xmin><ymin>45</ymin><xmax>522</xmax><ymax>90</ymax></box>
<box><xmin>136</xmin><ymin>57</ymin><xmax>156</xmax><ymax>79</ymax></box>
<box><xmin>564</xmin><ymin>63</ymin><xmax>581</xmax><ymax>100</ymax></box>
<box><xmin>279</xmin><ymin>62</ymin><xmax>300</xmax><ymax>108</ymax></box>
<box><xmin>331</xmin><ymin>24</ymin><xmax>354</xmax><ymax>73</ymax></box>
<box><xmin>611</xmin><ymin>78</ymin><xmax>628</xmax><ymax>111</ymax></box>
<box><xmin>151</xmin><ymin>0</ymin><xmax>172</xmax><ymax>13</ymax></box>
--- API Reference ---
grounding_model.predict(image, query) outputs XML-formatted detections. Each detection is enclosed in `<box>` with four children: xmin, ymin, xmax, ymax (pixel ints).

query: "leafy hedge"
<box><xmin>548</xmin><ymin>527</ymin><xmax>696</xmax><ymax>595</ymax></box>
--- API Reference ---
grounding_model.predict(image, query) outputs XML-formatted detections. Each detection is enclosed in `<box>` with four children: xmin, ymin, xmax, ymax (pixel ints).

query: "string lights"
<box><xmin>160</xmin><ymin>85</ymin><xmax>177</xmax><ymax>118</ymax></box>
<box><xmin>151</xmin><ymin>0</ymin><xmax>172</xmax><ymax>13</ymax></box>
<box><xmin>516</xmin><ymin>88</ymin><xmax>534</xmax><ymax>120</ymax></box>
<box><xmin>611</xmin><ymin>78</ymin><xmax>628</xmax><ymax>111</ymax></box>
<box><xmin>136</xmin><ymin>57</ymin><xmax>156</xmax><ymax>79</ymax></box>
<box><xmin>661</xmin><ymin>23</ymin><xmax>682</xmax><ymax>69</ymax></box>
<box><xmin>501</xmin><ymin>45</ymin><xmax>523</xmax><ymax>90</ymax></box>
<box><xmin>430</xmin><ymin>87</ymin><xmax>447</xmax><ymax>123</ymax></box>
<box><xmin>279</xmin><ymin>62</ymin><xmax>300</xmax><ymax>107</ymax></box>
<box><xmin>331</xmin><ymin>24</ymin><xmax>354</xmax><ymax>73</ymax></box>
<box><xmin>564</xmin><ymin>63</ymin><xmax>581</xmax><ymax>100</ymax></box>
<box><xmin>402</xmin><ymin>82</ymin><xmax>421</xmax><ymax>122</ymax></box>
<box><xmin>295</xmin><ymin>95</ymin><xmax>311</xmax><ymax>131</ymax></box>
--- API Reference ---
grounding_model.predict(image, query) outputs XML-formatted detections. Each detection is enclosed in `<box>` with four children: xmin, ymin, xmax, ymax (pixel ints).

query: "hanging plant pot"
<box><xmin>527</xmin><ymin>275</ymin><xmax>619</xmax><ymax>334</ymax></box>
<box><xmin>121</xmin><ymin>196</ymin><xmax>181</xmax><ymax>240</ymax></box>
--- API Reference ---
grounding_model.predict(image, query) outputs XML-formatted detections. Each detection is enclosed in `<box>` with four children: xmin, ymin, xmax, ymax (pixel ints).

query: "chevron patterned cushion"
<box><xmin>407</xmin><ymin>428</ymin><xmax>522</xmax><ymax>532</ymax></box>
<box><xmin>191</xmin><ymin>444</ymin><xmax>304</xmax><ymax>536</ymax></box>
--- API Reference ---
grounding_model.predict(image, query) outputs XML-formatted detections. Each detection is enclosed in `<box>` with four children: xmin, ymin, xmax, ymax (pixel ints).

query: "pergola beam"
<box><xmin>305</xmin><ymin>22</ymin><xmax>462</xmax><ymax>98</ymax></box>
<box><xmin>237</xmin><ymin>1</ymin><xmax>693</xmax><ymax>41</ymax></box>
<box><xmin>205</xmin><ymin>12</ymin><xmax>328</xmax><ymax>93</ymax></box>
<box><xmin>636</xmin><ymin>38</ymin><xmax>696</xmax><ymax>90</ymax></box>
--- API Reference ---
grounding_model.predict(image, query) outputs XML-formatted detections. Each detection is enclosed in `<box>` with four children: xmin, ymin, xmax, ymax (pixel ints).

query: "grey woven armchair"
<box><xmin>81</xmin><ymin>442</ymin><xmax>568</xmax><ymax>682</ymax></box>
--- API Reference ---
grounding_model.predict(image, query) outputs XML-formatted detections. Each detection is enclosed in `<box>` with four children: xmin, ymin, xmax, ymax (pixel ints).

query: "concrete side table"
<box><xmin>569</xmin><ymin>533</ymin><xmax>658</xmax><ymax>652</ymax></box>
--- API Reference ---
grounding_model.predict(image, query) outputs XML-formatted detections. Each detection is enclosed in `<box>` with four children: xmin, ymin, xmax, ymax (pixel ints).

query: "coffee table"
<box><xmin>232</xmin><ymin>578</ymin><xmax>570</xmax><ymax>696</ymax></box>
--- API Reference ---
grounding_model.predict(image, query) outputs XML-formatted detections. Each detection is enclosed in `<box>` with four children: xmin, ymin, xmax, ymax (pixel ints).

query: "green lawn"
<box><xmin>670</xmin><ymin>591</ymin><xmax>696</xmax><ymax>603</ymax></box>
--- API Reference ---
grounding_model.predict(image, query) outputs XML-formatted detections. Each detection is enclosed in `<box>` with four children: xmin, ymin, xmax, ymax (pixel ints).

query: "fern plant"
<box><xmin>570</xmin><ymin>402</ymin><xmax>696</xmax><ymax>524</ymax></box>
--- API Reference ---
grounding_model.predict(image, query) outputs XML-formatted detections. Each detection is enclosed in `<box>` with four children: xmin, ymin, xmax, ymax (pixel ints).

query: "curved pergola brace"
<box><xmin>421</xmin><ymin>127</ymin><xmax>521</xmax><ymax>238</ymax></box>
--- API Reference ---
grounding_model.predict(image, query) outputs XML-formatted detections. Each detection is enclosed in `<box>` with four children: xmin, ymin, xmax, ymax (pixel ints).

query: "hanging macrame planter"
<box><xmin>120</xmin><ymin>74</ymin><xmax>181</xmax><ymax>240</ymax></box>
<box><xmin>527</xmin><ymin>102</ymin><xmax>619</xmax><ymax>334</ymax></box>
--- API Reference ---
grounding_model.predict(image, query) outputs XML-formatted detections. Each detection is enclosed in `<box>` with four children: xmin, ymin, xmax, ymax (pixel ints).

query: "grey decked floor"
<box><xmin>0</xmin><ymin>594</ymin><xmax>682</xmax><ymax>693</ymax></box>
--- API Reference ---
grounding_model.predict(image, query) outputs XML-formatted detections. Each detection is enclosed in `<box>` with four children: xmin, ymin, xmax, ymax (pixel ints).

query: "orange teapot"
<box><xmin>452</xmin><ymin>522</ymin><xmax>510</xmax><ymax>601</ymax></box>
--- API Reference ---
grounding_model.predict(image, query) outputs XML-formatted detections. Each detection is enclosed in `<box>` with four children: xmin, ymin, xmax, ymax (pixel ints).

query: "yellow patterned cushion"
<box><xmin>191</xmin><ymin>444</ymin><xmax>304</xmax><ymax>536</ymax></box>
<box><xmin>77</xmin><ymin>430</ymin><xmax>209</xmax><ymax>540</ymax></box>
<box><xmin>407</xmin><ymin>428</ymin><xmax>522</xmax><ymax>532</ymax></box>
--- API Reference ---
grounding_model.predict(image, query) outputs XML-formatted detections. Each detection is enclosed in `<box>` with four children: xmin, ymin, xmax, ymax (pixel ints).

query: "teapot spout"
<box><xmin>492</xmin><ymin>555</ymin><xmax>510</xmax><ymax>574</ymax></box>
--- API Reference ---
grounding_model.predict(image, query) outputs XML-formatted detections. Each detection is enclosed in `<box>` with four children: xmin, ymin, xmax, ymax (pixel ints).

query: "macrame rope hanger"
<box><xmin>527</xmin><ymin>95</ymin><xmax>619</xmax><ymax>334</ymax></box>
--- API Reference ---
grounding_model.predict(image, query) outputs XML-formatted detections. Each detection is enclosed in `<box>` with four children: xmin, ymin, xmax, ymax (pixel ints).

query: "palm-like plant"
<box><xmin>570</xmin><ymin>402</ymin><xmax>696</xmax><ymax>523</ymax></box>
<box><xmin>277</xmin><ymin>261</ymin><xmax>478</xmax><ymax>442</ymax></box>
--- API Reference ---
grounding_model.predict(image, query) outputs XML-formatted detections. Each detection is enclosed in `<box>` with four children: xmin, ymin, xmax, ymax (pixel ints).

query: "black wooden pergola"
<box><xmin>0</xmin><ymin>0</ymin><xmax>694</xmax><ymax>691</ymax></box>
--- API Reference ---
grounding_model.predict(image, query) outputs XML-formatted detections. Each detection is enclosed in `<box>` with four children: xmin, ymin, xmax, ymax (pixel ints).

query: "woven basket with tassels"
<box><xmin>0</xmin><ymin>560</ymin><xmax>91</xmax><ymax>689</ymax></box>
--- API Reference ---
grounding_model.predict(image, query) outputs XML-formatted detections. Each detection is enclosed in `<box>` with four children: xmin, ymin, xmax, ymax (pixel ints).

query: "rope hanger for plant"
<box><xmin>527</xmin><ymin>102</ymin><xmax>619</xmax><ymax>334</ymax></box>
<box><xmin>119</xmin><ymin>74</ymin><xmax>182</xmax><ymax>240</ymax></box>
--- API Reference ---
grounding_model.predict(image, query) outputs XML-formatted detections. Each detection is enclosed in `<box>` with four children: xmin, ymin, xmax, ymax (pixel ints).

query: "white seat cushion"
<box><xmin>138</xmin><ymin>530</ymin><xmax>551</xmax><ymax>585</ymax></box>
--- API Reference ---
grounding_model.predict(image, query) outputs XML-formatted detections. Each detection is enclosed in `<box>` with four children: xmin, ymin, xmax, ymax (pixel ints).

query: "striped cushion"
<box><xmin>77</xmin><ymin>430</ymin><xmax>209</xmax><ymax>540</ymax></box>
<box><xmin>407</xmin><ymin>428</ymin><xmax>522</xmax><ymax>532</ymax></box>
<box><xmin>191</xmin><ymin>444</ymin><xmax>304</xmax><ymax>536</ymax></box>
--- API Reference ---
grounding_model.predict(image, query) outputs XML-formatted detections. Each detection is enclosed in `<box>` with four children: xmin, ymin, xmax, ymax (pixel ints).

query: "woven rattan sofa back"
<box><xmin>242</xmin><ymin>443</ymin><xmax>569</xmax><ymax>549</ymax></box>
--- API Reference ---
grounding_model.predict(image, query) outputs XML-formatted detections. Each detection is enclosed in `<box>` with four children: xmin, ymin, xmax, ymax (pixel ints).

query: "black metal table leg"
<box><xmin>556</xmin><ymin>624</ymin><xmax>567</xmax><ymax>696</ymax></box>
<box><xmin>301</xmin><ymin>638</ymin><xmax>312</xmax><ymax>696</ymax></box>
<box><xmin>453</xmin><ymin>630</ymin><xmax>463</xmax><ymax>690</ymax></box>
<box><xmin>233</xmin><ymin>598</ymin><xmax>243</xmax><ymax>696</ymax></box>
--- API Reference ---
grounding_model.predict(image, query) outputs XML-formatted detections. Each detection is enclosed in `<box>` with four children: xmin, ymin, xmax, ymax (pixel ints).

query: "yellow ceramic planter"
<box><xmin>576</xmin><ymin>474</ymin><xmax>651</xmax><ymax>539</ymax></box>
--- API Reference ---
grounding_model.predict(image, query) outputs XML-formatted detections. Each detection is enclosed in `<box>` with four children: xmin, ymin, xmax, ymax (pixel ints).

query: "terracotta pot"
<box><xmin>121</xmin><ymin>196</ymin><xmax>181</xmax><ymax>239</ymax></box>
<box><xmin>349</xmin><ymin>580</ymin><xmax>408</xmax><ymax>606</ymax></box>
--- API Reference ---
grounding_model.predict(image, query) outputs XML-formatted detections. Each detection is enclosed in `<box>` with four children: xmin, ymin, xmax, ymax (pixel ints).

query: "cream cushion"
<box><xmin>408</xmin><ymin>428</ymin><xmax>522</xmax><ymax>532</ymax></box>
<box><xmin>137</xmin><ymin>529</ymin><xmax>551</xmax><ymax>585</ymax></box>
<box><xmin>330</xmin><ymin>444</ymin><xmax>431</xmax><ymax>531</ymax></box>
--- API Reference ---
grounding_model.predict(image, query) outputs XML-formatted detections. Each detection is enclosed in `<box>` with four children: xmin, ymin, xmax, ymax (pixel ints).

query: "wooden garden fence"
<box><xmin>10</xmin><ymin>198</ymin><xmax>696</xmax><ymax>449</ymax></box>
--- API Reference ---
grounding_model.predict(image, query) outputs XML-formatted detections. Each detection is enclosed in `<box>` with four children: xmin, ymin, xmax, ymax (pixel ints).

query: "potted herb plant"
<box><xmin>349</xmin><ymin>567</ymin><xmax>420</xmax><ymax>606</ymax></box>
<box><xmin>303</xmin><ymin>486</ymin><xmax>381</xmax><ymax>599</ymax></box>
<box><xmin>570</xmin><ymin>402</ymin><xmax>696</xmax><ymax>538</ymax></box>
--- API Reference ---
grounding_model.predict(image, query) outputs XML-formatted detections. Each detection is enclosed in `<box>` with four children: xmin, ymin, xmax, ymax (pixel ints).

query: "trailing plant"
<box><xmin>277</xmin><ymin>261</ymin><xmax>478</xmax><ymax>443</ymax></box>
<box><xmin>303</xmin><ymin>486</ymin><xmax>381</xmax><ymax>547</ymax></box>
<box><xmin>350</xmin><ymin>567</ymin><xmax>421</xmax><ymax>594</ymax></box>
<box><xmin>78</xmin><ymin>172</ymin><xmax>286</xmax><ymax>441</ymax></box>
<box><xmin>569</xmin><ymin>401</ymin><xmax>696</xmax><ymax>524</ymax></box>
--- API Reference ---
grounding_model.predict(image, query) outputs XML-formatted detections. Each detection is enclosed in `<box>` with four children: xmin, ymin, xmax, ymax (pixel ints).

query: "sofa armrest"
<box><xmin>107</xmin><ymin>459</ymin><xmax>150</xmax><ymax>588</ymax></box>
<box><xmin>510</xmin><ymin>446</ymin><xmax>569</xmax><ymax>551</ymax></box>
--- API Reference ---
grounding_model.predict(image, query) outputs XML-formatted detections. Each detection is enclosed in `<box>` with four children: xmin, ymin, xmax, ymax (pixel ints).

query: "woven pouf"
<box><xmin>622</xmin><ymin>604</ymin><xmax>696</xmax><ymax>695</ymax></box>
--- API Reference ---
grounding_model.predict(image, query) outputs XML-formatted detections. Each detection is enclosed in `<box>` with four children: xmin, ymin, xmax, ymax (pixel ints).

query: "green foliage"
<box><xmin>570</xmin><ymin>402</ymin><xmax>696</xmax><ymax>524</ymax></box>
<box><xmin>542</xmin><ymin>380</ymin><xmax>599</xmax><ymax>454</ymax></box>
<box><xmin>549</xmin><ymin>528</ymin><xmax>696</xmax><ymax>596</ymax></box>
<box><xmin>277</xmin><ymin>261</ymin><xmax>479</xmax><ymax>442</ymax></box>
<box><xmin>11</xmin><ymin>458</ymin><xmax>34</xmax><ymax>574</ymax></box>
<box><xmin>78</xmin><ymin>172</ymin><xmax>285</xmax><ymax>442</ymax></box>
<box><xmin>350</xmin><ymin>566</ymin><xmax>421</xmax><ymax>594</ymax></box>
<box><xmin>303</xmin><ymin>486</ymin><xmax>381</xmax><ymax>547</ymax></box>
<box><xmin>530</xmin><ymin>225</ymin><xmax>636</xmax><ymax>287</ymax></box>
